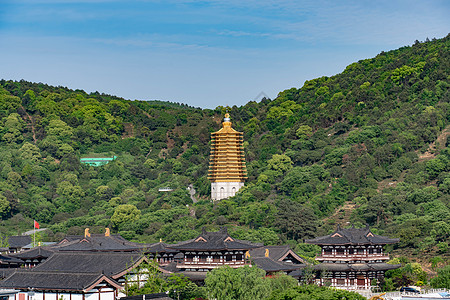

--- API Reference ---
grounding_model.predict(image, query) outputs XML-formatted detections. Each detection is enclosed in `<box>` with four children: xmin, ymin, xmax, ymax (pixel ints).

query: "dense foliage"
<box><xmin>267</xmin><ymin>284</ymin><xmax>365</xmax><ymax>300</ymax></box>
<box><xmin>0</xmin><ymin>35</ymin><xmax>449</xmax><ymax>280</ymax></box>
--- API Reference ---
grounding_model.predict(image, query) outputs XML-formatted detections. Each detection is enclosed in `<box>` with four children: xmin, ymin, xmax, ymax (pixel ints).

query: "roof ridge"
<box><xmin>52</xmin><ymin>251</ymin><xmax>141</xmax><ymax>255</ymax></box>
<box><xmin>18</xmin><ymin>270</ymin><xmax>106</xmax><ymax>275</ymax></box>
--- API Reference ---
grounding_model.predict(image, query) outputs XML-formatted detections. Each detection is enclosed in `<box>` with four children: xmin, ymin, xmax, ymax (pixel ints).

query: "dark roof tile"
<box><xmin>53</xmin><ymin>235</ymin><xmax>151</xmax><ymax>251</ymax></box>
<box><xmin>313</xmin><ymin>262</ymin><xmax>401</xmax><ymax>272</ymax></box>
<box><xmin>0</xmin><ymin>254</ymin><xmax>24</xmax><ymax>264</ymax></box>
<box><xmin>169</xmin><ymin>228</ymin><xmax>262</xmax><ymax>251</ymax></box>
<box><xmin>0</xmin><ymin>271</ymin><xmax>121</xmax><ymax>291</ymax></box>
<box><xmin>10</xmin><ymin>247</ymin><xmax>55</xmax><ymax>260</ymax></box>
<box><xmin>251</xmin><ymin>257</ymin><xmax>305</xmax><ymax>272</ymax></box>
<box><xmin>305</xmin><ymin>225</ymin><xmax>399</xmax><ymax>245</ymax></box>
<box><xmin>8</xmin><ymin>236</ymin><xmax>32</xmax><ymax>248</ymax></box>
<box><xmin>31</xmin><ymin>252</ymin><xmax>145</xmax><ymax>278</ymax></box>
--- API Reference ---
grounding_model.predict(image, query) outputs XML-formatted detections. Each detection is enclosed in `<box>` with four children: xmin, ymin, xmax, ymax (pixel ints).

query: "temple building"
<box><xmin>208</xmin><ymin>113</ymin><xmax>247</xmax><ymax>200</ymax></box>
<box><xmin>163</xmin><ymin>228</ymin><xmax>306</xmax><ymax>282</ymax></box>
<box><xmin>305</xmin><ymin>224</ymin><xmax>400</xmax><ymax>290</ymax></box>
<box><xmin>0</xmin><ymin>228</ymin><xmax>307</xmax><ymax>292</ymax></box>
<box><xmin>167</xmin><ymin>227</ymin><xmax>261</xmax><ymax>273</ymax></box>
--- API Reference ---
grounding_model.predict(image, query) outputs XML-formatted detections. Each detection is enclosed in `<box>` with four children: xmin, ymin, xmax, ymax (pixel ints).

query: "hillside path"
<box><xmin>418</xmin><ymin>125</ymin><xmax>450</xmax><ymax>162</ymax></box>
<box><xmin>21</xmin><ymin>105</ymin><xmax>37</xmax><ymax>144</ymax></box>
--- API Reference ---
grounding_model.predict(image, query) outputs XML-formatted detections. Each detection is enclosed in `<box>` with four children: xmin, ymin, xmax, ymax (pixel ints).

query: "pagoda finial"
<box><xmin>337</xmin><ymin>223</ymin><xmax>341</xmax><ymax>231</ymax></box>
<box><xmin>265</xmin><ymin>249</ymin><xmax>269</xmax><ymax>257</ymax></box>
<box><xmin>105</xmin><ymin>228</ymin><xmax>110</xmax><ymax>236</ymax></box>
<box><xmin>224</xmin><ymin>113</ymin><xmax>230</xmax><ymax>122</ymax></box>
<box><xmin>85</xmin><ymin>228</ymin><xmax>91</xmax><ymax>238</ymax></box>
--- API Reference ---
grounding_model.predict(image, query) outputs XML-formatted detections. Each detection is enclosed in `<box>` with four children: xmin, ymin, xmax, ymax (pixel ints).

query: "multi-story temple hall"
<box><xmin>208</xmin><ymin>113</ymin><xmax>247</xmax><ymax>200</ymax></box>
<box><xmin>305</xmin><ymin>224</ymin><xmax>401</xmax><ymax>290</ymax></box>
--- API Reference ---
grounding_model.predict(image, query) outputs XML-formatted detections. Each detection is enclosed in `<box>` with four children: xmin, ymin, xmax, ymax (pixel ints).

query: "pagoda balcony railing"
<box><xmin>317</xmin><ymin>254</ymin><xmax>390</xmax><ymax>261</ymax></box>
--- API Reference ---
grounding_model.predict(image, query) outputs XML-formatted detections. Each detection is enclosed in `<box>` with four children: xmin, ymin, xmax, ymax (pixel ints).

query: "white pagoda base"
<box><xmin>211</xmin><ymin>182</ymin><xmax>244</xmax><ymax>201</ymax></box>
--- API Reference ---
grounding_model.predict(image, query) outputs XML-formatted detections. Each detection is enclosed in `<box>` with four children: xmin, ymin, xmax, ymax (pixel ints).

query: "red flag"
<box><xmin>34</xmin><ymin>220</ymin><xmax>40</xmax><ymax>229</ymax></box>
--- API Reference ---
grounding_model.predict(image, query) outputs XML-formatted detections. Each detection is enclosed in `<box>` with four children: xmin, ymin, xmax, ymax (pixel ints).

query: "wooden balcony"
<box><xmin>316</xmin><ymin>254</ymin><xmax>390</xmax><ymax>261</ymax></box>
<box><xmin>178</xmin><ymin>258</ymin><xmax>248</xmax><ymax>269</ymax></box>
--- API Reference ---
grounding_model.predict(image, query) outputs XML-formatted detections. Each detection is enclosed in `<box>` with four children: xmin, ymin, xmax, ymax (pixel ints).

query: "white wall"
<box><xmin>211</xmin><ymin>182</ymin><xmax>244</xmax><ymax>200</ymax></box>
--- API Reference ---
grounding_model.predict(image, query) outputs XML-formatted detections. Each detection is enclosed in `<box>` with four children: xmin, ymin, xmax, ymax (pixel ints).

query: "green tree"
<box><xmin>125</xmin><ymin>258</ymin><xmax>167</xmax><ymax>296</ymax></box>
<box><xmin>2</xmin><ymin>113</ymin><xmax>24</xmax><ymax>143</ymax></box>
<box><xmin>46</xmin><ymin>119</ymin><xmax>73</xmax><ymax>140</ymax></box>
<box><xmin>0</xmin><ymin>92</ymin><xmax>21</xmax><ymax>113</ymax></box>
<box><xmin>0</xmin><ymin>194</ymin><xmax>11</xmax><ymax>218</ymax></box>
<box><xmin>274</xmin><ymin>199</ymin><xmax>317</xmax><ymax>240</ymax></box>
<box><xmin>55</xmin><ymin>180</ymin><xmax>85</xmax><ymax>212</ymax></box>
<box><xmin>430</xmin><ymin>265</ymin><xmax>450</xmax><ymax>288</ymax></box>
<box><xmin>267</xmin><ymin>272</ymin><xmax>298</xmax><ymax>293</ymax></box>
<box><xmin>57</xmin><ymin>143</ymin><xmax>75</xmax><ymax>158</ymax></box>
<box><xmin>267</xmin><ymin>154</ymin><xmax>293</xmax><ymax>174</ymax></box>
<box><xmin>268</xmin><ymin>284</ymin><xmax>366</xmax><ymax>300</ymax></box>
<box><xmin>296</xmin><ymin>125</ymin><xmax>313</xmax><ymax>139</ymax></box>
<box><xmin>20</xmin><ymin>142</ymin><xmax>42</xmax><ymax>162</ymax></box>
<box><xmin>0</xmin><ymin>234</ymin><xmax>9</xmax><ymax>248</ymax></box>
<box><xmin>205</xmin><ymin>265</ymin><xmax>271</xmax><ymax>300</ymax></box>
<box><xmin>111</xmin><ymin>204</ymin><xmax>141</xmax><ymax>228</ymax></box>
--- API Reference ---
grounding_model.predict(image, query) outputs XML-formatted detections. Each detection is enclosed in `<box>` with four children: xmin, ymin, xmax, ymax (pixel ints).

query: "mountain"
<box><xmin>0</xmin><ymin>35</ymin><xmax>448</xmax><ymax>268</ymax></box>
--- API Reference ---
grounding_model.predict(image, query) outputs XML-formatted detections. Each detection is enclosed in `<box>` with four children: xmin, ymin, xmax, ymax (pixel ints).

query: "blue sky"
<box><xmin>0</xmin><ymin>0</ymin><xmax>448</xmax><ymax>108</ymax></box>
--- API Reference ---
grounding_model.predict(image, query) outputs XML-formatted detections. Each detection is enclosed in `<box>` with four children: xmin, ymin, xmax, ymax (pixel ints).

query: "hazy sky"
<box><xmin>0</xmin><ymin>0</ymin><xmax>448</xmax><ymax>108</ymax></box>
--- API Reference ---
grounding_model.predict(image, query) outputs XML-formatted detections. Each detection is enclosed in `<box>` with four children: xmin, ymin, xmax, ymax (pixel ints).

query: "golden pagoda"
<box><xmin>208</xmin><ymin>113</ymin><xmax>247</xmax><ymax>200</ymax></box>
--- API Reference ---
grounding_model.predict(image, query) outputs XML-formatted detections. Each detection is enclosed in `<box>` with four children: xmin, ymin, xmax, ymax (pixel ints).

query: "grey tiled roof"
<box><xmin>169</xmin><ymin>228</ymin><xmax>262</xmax><ymax>251</ymax></box>
<box><xmin>10</xmin><ymin>246</ymin><xmax>55</xmax><ymax>260</ymax></box>
<box><xmin>305</xmin><ymin>225</ymin><xmax>399</xmax><ymax>245</ymax></box>
<box><xmin>53</xmin><ymin>235</ymin><xmax>151</xmax><ymax>251</ymax></box>
<box><xmin>251</xmin><ymin>257</ymin><xmax>304</xmax><ymax>272</ymax></box>
<box><xmin>31</xmin><ymin>251</ymin><xmax>146</xmax><ymax>278</ymax></box>
<box><xmin>249</xmin><ymin>245</ymin><xmax>306</xmax><ymax>264</ymax></box>
<box><xmin>313</xmin><ymin>262</ymin><xmax>401</xmax><ymax>272</ymax></box>
<box><xmin>0</xmin><ymin>268</ymin><xmax>17</xmax><ymax>279</ymax></box>
<box><xmin>0</xmin><ymin>270</ymin><xmax>121</xmax><ymax>291</ymax></box>
<box><xmin>0</xmin><ymin>254</ymin><xmax>24</xmax><ymax>264</ymax></box>
<box><xmin>250</xmin><ymin>245</ymin><xmax>291</xmax><ymax>260</ymax></box>
<box><xmin>8</xmin><ymin>236</ymin><xmax>32</xmax><ymax>248</ymax></box>
<box><xmin>145</xmin><ymin>242</ymin><xmax>177</xmax><ymax>254</ymax></box>
<box><xmin>178</xmin><ymin>271</ymin><xmax>208</xmax><ymax>281</ymax></box>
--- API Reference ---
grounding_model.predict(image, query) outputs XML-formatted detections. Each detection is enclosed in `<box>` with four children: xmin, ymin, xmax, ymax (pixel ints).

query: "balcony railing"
<box><xmin>317</xmin><ymin>254</ymin><xmax>390</xmax><ymax>261</ymax></box>
<box><xmin>178</xmin><ymin>260</ymin><xmax>248</xmax><ymax>268</ymax></box>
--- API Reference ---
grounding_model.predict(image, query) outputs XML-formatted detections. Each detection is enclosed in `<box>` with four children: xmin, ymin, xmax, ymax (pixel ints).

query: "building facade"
<box><xmin>208</xmin><ymin>114</ymin><xmax>247</xmax><ymax>200</ymax></box>
<box><xmin>168</xmin><ymin>227</ymin><xmax>261</xmax><ymax>273</ymax></box>
<box><xmin>305</xmin><ymin>225</ymin><xmax>400</xmax><ymax>290</ymax></box>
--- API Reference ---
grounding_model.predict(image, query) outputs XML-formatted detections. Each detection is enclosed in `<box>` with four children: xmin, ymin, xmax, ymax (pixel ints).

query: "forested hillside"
<box><xmin>0</xmin><ymin>35</ymin><xmax>449</xmax><ymax>271</ymax></box>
